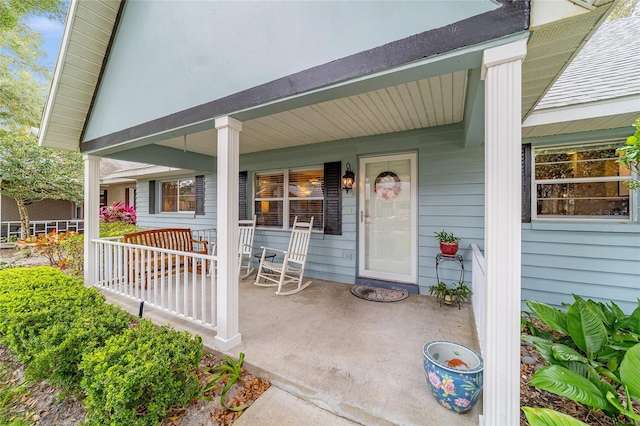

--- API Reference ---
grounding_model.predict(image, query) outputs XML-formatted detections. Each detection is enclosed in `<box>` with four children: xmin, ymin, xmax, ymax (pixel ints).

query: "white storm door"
<box><xmin>358</xmin><ymin>153</ymin><xmax>417</xmax><ymax>283</ymax></box>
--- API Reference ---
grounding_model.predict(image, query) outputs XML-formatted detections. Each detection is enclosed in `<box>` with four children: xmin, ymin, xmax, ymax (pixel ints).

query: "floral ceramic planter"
<box><xmin>422</xmin><ymin>340</ymin><xmax>483</xmax><ymax>414</ymax></box>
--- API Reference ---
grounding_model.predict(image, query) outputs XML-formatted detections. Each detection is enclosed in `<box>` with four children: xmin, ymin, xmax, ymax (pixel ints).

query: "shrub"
<box><xmin>80</xmin><ymin>320</ymin><xmax>202</xmax><ymax>426</ymax></box>
<box><xmin>99</xmin><ymin>221</ymin><xmax>141</xmax><ymax>238</ymax></box>
<box><xmin>59</xmin><ymin>222</ymin><xmax>142</xmax><ymax>276</ymax></box>
<box><xmin>0</xmin><ymin>267</ymin><xmax>205</xmax><ymax>425</ymax></box>
<box><xmin>99</xmin><ymin>202</ymin><xmax>137</xmax><ymax>224</ymax></box>
<box><xmin>0</xmin><ymin>267</ymin><xmax>132</xmax><ymax>387</ymax></box>
<box><xmin>16</xmin><ymin>230</ymin><xmax>77</xmax><ymax>268</ymax></box>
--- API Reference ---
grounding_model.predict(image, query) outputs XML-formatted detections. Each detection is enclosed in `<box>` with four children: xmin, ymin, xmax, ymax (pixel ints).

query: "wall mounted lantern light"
<box><xmin>342</xmin><ymin>163</ymin><xmax>355</xmax><ymax>193</ymax></box>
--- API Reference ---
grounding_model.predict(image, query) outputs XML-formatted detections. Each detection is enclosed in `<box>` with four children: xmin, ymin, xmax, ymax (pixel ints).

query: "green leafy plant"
<box><xmin>433</xmin><ymin>230</ymin><xmax>460</xmax><ymax>244</ymax></box>
<box><xmin>202</xmin><ymin>352</ymin><xmax>248</xmax><ymax>412</ymax></box>
<box><xmin>80</xmin><ymin>320</ymin><xmax>203</xmax><ymax>426</ymax></box>
<box><xmin>522</xmin><ymin>407</ymin><xmax>589</xmax><ymax>425</ymax></box>
<box><xmin>428</xmin><ymin>281</ymin><xmax>472</xmax><ymax>305</ymax></box>
<box><xmin>522</xmin><ymin>296</ymin><xmax>640</xmax><ymax>423</ymax></box>
<box><xmin>0</xmin><ymin>267</ymin><xmax>132</xmax><ymax>388</ymax></box>
<box><xmin>616</xmin><ymin>116</ymin><xmax>640</xmax><ymax>190</ymax></box>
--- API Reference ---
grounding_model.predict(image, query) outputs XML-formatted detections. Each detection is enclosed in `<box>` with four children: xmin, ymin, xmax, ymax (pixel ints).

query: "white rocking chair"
<box><xmin>254</xmin><ymin>216</ymin><xmax>314</xmax><ymax>295</ymax></box>
<box><xmin>238</xmin><ymin>216</ymin><xmax>256</xmax><ymax>279</ymax></box>
<box><xmin>208</xmin><ymin>216</ymin><xmax>256</xmax><ymax>278</ymax></box>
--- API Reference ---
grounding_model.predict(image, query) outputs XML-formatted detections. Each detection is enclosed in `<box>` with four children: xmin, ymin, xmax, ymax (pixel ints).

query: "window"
<box><xmin>534</xmin><ymin>142</ymin><xmax>632</xmax><ymax>219</ymax></box>
<box><xmin>99</xmin><ymin>189</ymin><xmax>107</xmax><ymax>208</ymax></box>
<box><xmin>161</xmin><ymin>179</ymin><xmax>195</xmax><ymax>212</ymax></box>
<box><xmin>254</xmin><ymin>168</ymin><xmax>324</xmax><ymax>230</ymax></box>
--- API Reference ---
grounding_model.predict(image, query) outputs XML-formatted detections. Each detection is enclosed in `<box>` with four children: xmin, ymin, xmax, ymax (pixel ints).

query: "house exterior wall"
<box><xmin>134</xmin><ymin>125</ymin><xmax>640</xmax><ymax>310</ymax></box>
<box><xmin>82</xmin><ymin>1</ymin><xmax>497</xmax><ymax>141</ymax></box>
<box><xmin>521</xmin><ymin>225</ymin><xmax>640</xmax><ymax>313</ymax></box>
<box><xmin>1</xmin><ymin>196</ymin><xmax>75</xmax><ymax>221</ymax></box>
<box><xmin>136</xmin><ymin>174</ymin><xmax>217</xmax><ymax>230</ymax></box>
<box><xmin>135</xmin><ymin>125</ymin><xmax>486</xmax><ymax>290</ymax></box>
<box><xmin>521</xmin><ymin>131</ymin><xmax>640</xmax><ymax>313</ymax></box>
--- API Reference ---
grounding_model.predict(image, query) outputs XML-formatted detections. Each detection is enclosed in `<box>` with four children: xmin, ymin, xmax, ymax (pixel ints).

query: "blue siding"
<box><xmin>522</xmin><ymin>225</ymin><xmax>640</xmax><ymax>313</ymax></box>
<box><xmin>133</xmin><ymin>126</ymin><xmax>640</xmax><ymax>310</ymax></box>
<box><xmin>136</xmin><ymin>174</ymin><xmax>217</xmax><ymax>230</ymax></box>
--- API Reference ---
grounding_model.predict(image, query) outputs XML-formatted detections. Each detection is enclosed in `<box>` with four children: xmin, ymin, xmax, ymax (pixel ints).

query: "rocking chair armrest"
<box><xmin>259</xmin><ymin>246</ymin><xmax>287</xmax><ymax>255</ymax></box>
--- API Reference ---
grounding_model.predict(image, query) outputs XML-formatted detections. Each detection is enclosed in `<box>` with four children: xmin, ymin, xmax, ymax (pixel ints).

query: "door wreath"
<box><xmin>375</xmin><ymin>171</ymin><xmax>401</xmax><ymax>200</ymax></box>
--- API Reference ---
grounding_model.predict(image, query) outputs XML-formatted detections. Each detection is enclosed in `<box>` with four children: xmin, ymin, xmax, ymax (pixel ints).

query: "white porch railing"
<box><xmin>191</xmin><ymin>228</ymin><xmax>217</xmax><ymax>254</ymax></box>
<box><xmin>1</xmin><ymin>219</ymin><xmax>84</xmax><ymax>241</ymax></box>
<box><xmin>470</xmin><ymin>243</ymin><xmax>485</xmax><ymax>354</ymax></box>
<box><xmin>93</xmin><ymin>238</ymin><xmax>217</xmax><ymax>328</ymax></box>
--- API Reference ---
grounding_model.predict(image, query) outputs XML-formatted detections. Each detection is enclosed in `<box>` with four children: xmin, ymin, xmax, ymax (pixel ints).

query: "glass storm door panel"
<box><xmin>358</xmin><ymin>153</ymin><xmax>417</xmax><ymax>283</ymax></box>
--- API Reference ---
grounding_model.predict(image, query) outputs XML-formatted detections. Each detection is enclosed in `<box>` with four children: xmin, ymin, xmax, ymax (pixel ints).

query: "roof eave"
<box><xmin>38</xmin><ymin>0</ymin><xmax>79</xmax><ymax>151</ymax></box>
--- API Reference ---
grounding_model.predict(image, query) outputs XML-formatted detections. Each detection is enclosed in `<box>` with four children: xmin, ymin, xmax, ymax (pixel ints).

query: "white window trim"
<box><xmin>531</xmin><ymin>141</ymin><xmax>636</xmax><ymax>222</ymax></box>
<box><xmin>160</xmin><ymin>178</ymin><xmax>196</xmax><ymax>214</ymax></box>
<box><xmin>254</xmin><ymin>166</ymin><xmax>324</xmax><ymax>231</ymax></box>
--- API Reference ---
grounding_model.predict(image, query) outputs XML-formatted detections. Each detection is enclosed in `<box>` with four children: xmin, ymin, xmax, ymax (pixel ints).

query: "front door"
<box><xmin>358</xmin><ymin>153</ymin><xmax>417</xmax><ymax>283</ymax></box>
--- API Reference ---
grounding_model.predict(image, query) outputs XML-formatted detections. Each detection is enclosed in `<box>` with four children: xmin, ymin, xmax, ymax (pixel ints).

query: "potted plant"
<box><xmin>452</xmin><ymin>281</ymin><xmax>472</xmax><ymax>304</ymax></box>
<box><xmin>433</xmin><ymin>230</ymin><xmax>460</xmax><ymax>256</ymax></box>
<box><xmin>423</xmin><ymin>340</ymin><xmax>483</xmax><ymax>413</ymax></box>
<box><xmin>428</xmin><ymin>281</ymin><xmax>472</xmax><ymax>308</ymax></box>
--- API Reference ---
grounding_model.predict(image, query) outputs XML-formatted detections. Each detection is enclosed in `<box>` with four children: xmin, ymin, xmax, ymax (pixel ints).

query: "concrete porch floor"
<box><xmin>101</xmin><ymin>276</ymin><xmax>481</xmax><ymax>425</ymax></box>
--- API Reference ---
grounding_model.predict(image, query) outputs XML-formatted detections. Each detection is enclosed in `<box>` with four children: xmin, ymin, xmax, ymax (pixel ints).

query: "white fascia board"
<box><xmin>523</xmin><ymin>94</ymin><xmax>640</xmax><ymax>127</ymax></box>
<box><xmin>38</xmin><ymin>0</ymin><xmax>79</xmax><ymax>150</ymax></box>
<box><xmin>530</xmin><ymin>0</ymin><xmax>613</xmax><ymax>28</ymax></box>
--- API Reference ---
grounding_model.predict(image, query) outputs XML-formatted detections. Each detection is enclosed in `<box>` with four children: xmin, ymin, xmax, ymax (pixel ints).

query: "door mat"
<box><xmin>350</xmin><ymin>285</ymin><xmax>409</xmax><ymax>302</ymax></box>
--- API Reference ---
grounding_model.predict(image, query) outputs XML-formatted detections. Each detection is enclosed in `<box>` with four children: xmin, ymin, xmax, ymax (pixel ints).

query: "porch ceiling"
<box><xmin>155</xmin><ymin>71</ymin><xmax>468</xmax><ymax>156</ymax></box>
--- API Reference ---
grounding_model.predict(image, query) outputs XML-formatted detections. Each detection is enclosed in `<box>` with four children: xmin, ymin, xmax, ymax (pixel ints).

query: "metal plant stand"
<box><xmin>435</xmin><ymin>253</ymin><xmax>465</xmax><ymax>308</ymax></box>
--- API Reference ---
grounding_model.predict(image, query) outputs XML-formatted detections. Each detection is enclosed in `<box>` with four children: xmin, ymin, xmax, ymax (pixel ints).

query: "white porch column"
<box><xmin>214</xmin><ymin>116</ymin><xmax>242</xmax><ymax>351</ymax></box>
<box><xmin>83</xmin><ymin>155</ymin><xmax>101</xmax><ymax>286</ymax></box>
<box><xmin>481</xmin><ymin>38</ymin><xmax>527</xmax><ymax>426</ymax></box>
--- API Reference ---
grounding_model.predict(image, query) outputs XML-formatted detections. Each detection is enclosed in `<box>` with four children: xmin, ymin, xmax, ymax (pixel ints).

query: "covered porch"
<box><xmin>38</xmin><ymin>1</ymin><xmax>621</xmax><ymax>423</ymax></box>
<box><xmin>100</xmin><ymin>273</ymin><xmax>481</xmax><ymax>425</ymax></box>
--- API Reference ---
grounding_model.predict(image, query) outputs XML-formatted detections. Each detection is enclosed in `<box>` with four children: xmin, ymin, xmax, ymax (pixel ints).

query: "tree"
<box><xmin>0</xmin><ymin>0</ymin><xmax>66</xmax><ymax>33</ymax></box>
<box><xmin>607</xmin><ymin>0</ymin><xmax>640</xmax><ymax>20</ymax></box>
<box><xmin>0</xmin><ymin>0</ymin><xmax>80</xmax><ymax>239</ymax></box>
<box><xmin>0</xmin><ymin>133</ymin><xmax>83</xmax><ymax>238</ymax></box>
<box><xmin>0</xmin><ymin>0</ymin><xmax>65</xmax><ymax>132</ymax></box>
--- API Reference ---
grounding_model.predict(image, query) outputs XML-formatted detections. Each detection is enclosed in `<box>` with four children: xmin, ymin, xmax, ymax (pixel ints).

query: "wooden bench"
<box><xmin>124</xmin><ymin>228</ymin><xmax>209</xmax><ymax>287</ymax></box>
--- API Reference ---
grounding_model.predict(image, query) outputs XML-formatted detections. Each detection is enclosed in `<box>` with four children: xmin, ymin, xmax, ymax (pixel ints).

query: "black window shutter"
<box><xmin>323</xmin><ymin>161</ymin><xmax>342</xmax><ymax>235</ymax></box>
<box><xmin>239</xmin><ymin>171</ymin><xmax>248</xmax><ymax>221</ymax></box>
<box><xmin>149</xmin><ymin>180</ymin><xmax>156</xmax><ymax>214</ymax></box>
<box><xmin>124</xmin><ymin>188</ymin><xmax>130</xmax><ymax>207</ymax></box>
<box><xmin>195</xmin><ymin>175</ymin><xmax>205</xmax><ymax>215</ymax></box>
<box><xmin>522</xmin><ymin>144</ymin><xmax>532</xmax><ymax>223</ymax></box>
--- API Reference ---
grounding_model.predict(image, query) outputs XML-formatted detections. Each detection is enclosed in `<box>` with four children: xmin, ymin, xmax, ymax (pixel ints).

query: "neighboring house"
<box><xmin>99</xmin><ymin>158</ymin><xmax>145</xmax><ymax>209</ymax></box>
<box><xmin>37</xmin><ymin>0</ymin><xmax>628</xmax><ymax>423</ymax></box>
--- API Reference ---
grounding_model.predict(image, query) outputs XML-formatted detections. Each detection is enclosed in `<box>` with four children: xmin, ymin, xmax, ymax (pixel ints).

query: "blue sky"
<box><xmin>28</xmin><ymin>15</ymin><xmax>65</xmax><ymax>72</ymax></box>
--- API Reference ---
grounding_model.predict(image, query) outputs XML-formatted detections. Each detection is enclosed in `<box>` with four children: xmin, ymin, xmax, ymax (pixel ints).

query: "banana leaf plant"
<box><xmin>522</xmin><ymin>296</ymin><xmax>640</xmax><ymax>424</ymax></box>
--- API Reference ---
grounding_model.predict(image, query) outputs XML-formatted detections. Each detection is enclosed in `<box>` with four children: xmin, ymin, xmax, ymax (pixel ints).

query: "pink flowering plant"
<box><xmin>99</xmin><ymin>202</ymin><xmax>137</xmax><ymax>224</ymax></box>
